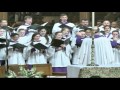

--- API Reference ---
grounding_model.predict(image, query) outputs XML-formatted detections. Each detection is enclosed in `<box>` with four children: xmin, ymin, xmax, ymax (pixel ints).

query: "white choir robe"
<box><xmin>26</xmin><ymin>29</ymin><xmax>37</xmax><ymax>42</ymax></box>
<box><xmin>18</xmin><ymin>36</ymin><xmax>31</xmax><ymax>45</ymax></box>
<box><xmin>49</xmin><ymin>45</ymin><xmax>71</xmax><ymax>68</ymax></box>
<box><xmin>8</xmin><ymin>45</ymin><xmax>26</xmax><ymax>65</ymax></box>
<box><xmin>16</xmin><ymin>24</ymin><xmax>36</xmax><ymax>41</ymax></box>
<box><xmin>38</xmin><ymin>36</ymin><xmax>55</xmax><ymax>60</ymax></box>
<box><xmin>39</xmin><ymin>36</ymin><xmax>52</xmax><ymax>47</ymax></box>
<box><xmin>104</xmin><ymin>33</ymin><xmax>113</xmax><ymax>39</ymax></box>
<box><xmin>71</xmin><ymin>37</ymin><xmax>77</xmax><ymax>53</ymax></box>
<box><xmin>25</xmin><ymin>41</ymin><xmax>48</xmax><ymax>65</ymax></box>
<box><xmin>52</xmin><ymin>22</ymin><xmax>75</xmax><ymax>37</ymax></box>
<box><xmin>0</xmin><ymin>47</ymin><xmax>6</xmax><ymax>60</ymax></box>
<box><xmin>62</xmin><ymin>36</ymin><xmax>73</xmax><ymax>60</ymax></box>
<box><xmin>17</xmin><ymin>24</ymin><xmax>35</xmax><ymax>42</ymax></box>
<box><xmin>113</xmin><ymin>48</ymin><xmax>120</xmax><ymax>64</ymax></box>
<box><xmin>111</xmin><ymin>39</ymin><xmax>120</xmax><ymax>64</ymax></box>
<box><xmin>71</xmin><ymin>37</ymin><xmax>84</xmax><ymax>65</ymax></box>
<box><xmin>72</xmin><ymin>38</ymin><xmax>92</xmax><ymax>65</ymax></box>
<box><xmin>94</xmin><ymin>37</ymin><xmax>115</xmax><ymax>65</ymax></box>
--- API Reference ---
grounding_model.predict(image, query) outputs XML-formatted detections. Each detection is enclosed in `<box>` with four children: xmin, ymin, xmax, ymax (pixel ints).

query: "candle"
<box><xmin>92</xmin><ymin>12</ymin><xmax>95</xmax><ymax>28</ymax></box>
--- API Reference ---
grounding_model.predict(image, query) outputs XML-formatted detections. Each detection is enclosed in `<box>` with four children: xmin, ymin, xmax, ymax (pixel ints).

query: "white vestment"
<box><xmin>94</xmin><ymin>37</ymin><xmax>115</xmax><ymax>65</ymax></box>
<box><xmin>74</xmin><ymin>37</ymin><xmax>115</xmax><ymax>65</ymax></box>
<box><xmin>74</xmin><ymin>38</ymin><xmax>92</xmax><ymax>65</ymax></box>
<box><xmin>111</xmin><ymin>39</ymin><xmax>120</xmax><ymax>64</ymax></box>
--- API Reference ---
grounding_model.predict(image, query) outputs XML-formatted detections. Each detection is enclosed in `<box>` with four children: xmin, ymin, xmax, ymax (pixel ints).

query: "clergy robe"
<box><xmin>111</xmin><ymin>39</ymin><xmax>120</xmax><ymax>64</ymax></box>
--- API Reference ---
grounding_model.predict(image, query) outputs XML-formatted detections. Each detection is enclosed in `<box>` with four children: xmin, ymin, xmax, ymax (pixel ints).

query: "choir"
<box><xmin>0</xmin><ymin>14</ymin><xmax>120</xmax><ymax>73</ymax></box>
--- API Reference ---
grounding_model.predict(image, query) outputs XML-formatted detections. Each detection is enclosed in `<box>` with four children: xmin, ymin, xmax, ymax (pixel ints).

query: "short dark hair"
<box><xmin>79</xmin><ymin>30</ymin><xmax>85</xmax><ymax>32</ymax></box>
<box><xmin>31</xmin><ymin>33</ymin><xmax>40</xmax><ymax>41</ymax></box>
<box><xmin>81</xmin><ymin>19</ymin><xmax>89</xmax><ymax>22</ymax></box>
<box><xmin>60</xmin><ymin>13</ymin><xmax>68</xmax><ymax>17</ymax></box>
<box><xmin>10</xmin><ymin>33</ymin><xmax>19</xmax><ymax>37</ymax></box>
<box><xmin>55</xmin><ymin>31</ymin><xmax>62</xmax><ymax>36</ymax></box>
<box><xmin>24</xmin><ymin>16</ymin><xmax>32</xmax><ymax>20</ymax></box>
<box><xmin>112</xmin><ymin>30</ymin><xmax>119</xmax><ymax>34</ymax></box>
<box><xmin>103</xmin><ymin>20</ymin><xmax>110</xmax><ymax>23</ymax></box>
<box><xmin>97</xmin><ymin>20</ymin><xmax>103</xmax><ymax>22</ymax></box>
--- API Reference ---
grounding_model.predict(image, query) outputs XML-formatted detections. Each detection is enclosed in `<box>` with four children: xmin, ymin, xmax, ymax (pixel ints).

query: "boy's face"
<box><xmin>81</xmin><ymin>32</ymin><xmax>86</xmax><ymax>38</ymax></box>
<box><xmin>60</xmin><ymin>15</ymin><xmax>68</xmax><ymax>22</ymax></box>
<box><xmin>112</xmin><ymin>32</ymin><xmax>119</xmax><ymax>38</ymax></box>
<box><xmin>86</xmin><ymin>30</ymin><xmax>92</xmax><ymax>36</ymax></box>
<box><xmin>19</xmin><ymin>30</ymin><xmax>25</xmax><ymax>37</ymax></box>
<box><xmin>12</xmin><ymin>35</ymin><xmax>19</xmax><ymax>41</ymax></box>
<box><xmin>25</xmin><ymin>18</ymin><xmax>32</xmax><ymax>25</ymax></box>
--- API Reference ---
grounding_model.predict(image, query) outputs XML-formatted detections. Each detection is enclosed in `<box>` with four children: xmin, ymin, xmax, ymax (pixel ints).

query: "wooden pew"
<box><xmin>8</xmin><ymin>65</ymin><xmax>27</xmax><ymax>76</ymax></box>
<box><xmin>33</xmin><ymin>64</ymin><xmax>52</xmax><ymax>76</ymax></box>
<box><xmin>0</xmin><ymin>66</ymin><xmax>5</xmax><ymax>78</ymax></box>
<box><xmin>8</xmin><ymin>64</ymin><xmax>53</xmax><ymax>77</ymax></box>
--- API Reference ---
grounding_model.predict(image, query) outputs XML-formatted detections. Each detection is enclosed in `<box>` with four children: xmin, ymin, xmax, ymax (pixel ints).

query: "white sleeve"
<box><xmin>46</xmin><ymin>46</ymin><xmax>55</xmax><ymax>58</ymax></box>
<box><xmin>52</xmin><ymin>23</ymin><xmax>61</xmax><ymax>35</ymax></box>
<box><xmin>71</xmin><ymin>27</ymin><xmax>78</xmax><ymax>40</ymax></box>
<box><xmin>16</xmin><ymin>25</ymin><xmax>28</xmax><ymax>32</ymax></box>
<box><xmin>48</xmin><ymin>36</ymin><xmax>52</xmax><ymax>44</ymax></box>
<box><xmin>65</xmin><ymin>44</ymin><xmax>73</xmax><ymax>60</ymax></box>
<box><xmin>71</xmin><ymin>38</ymin><xmax>76</xmax><ymax>48</ymax></box>
<box><xmin>23</xmin><ymin>46</ymin><xmax>32</xmax><ymax>60</ymax></box>
<box><xmin>78</xmin><ymin>38</ymin><xmax>92</xmax><ymax>65</ymax></box>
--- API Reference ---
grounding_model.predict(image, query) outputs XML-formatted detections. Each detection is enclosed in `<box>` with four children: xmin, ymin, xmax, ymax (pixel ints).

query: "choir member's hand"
<box><xmin>113</xmin><ymin>37</ymin><xmax>118</xmax><ymax>41</ymax></box>
<box><xmin>57</xmin><ymin>47</ymin><xmax>63</xmax><ymax>50</ymax></box>
<box><xmin>60</xmin><ymin>44</ymin><xmax>66</xmax><ymax>48</ymax></box>
<box><xmin>31</xmin><ymin>48</ymin><xmax>36</xmax><ymax>53</ymax></box>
